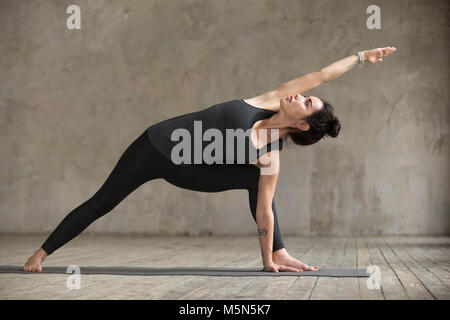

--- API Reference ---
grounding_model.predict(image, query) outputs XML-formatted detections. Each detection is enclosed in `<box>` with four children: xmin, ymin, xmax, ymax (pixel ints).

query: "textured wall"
<box><xmin>0</xmin><ymin>0</ymin><xmax>448</xmax><ymax>237</ymax></box>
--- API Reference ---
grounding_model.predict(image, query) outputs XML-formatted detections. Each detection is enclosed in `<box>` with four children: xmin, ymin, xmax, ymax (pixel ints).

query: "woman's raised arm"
<box><xmin>273</xmin><ymin>46</ymin><xmax>397</xmax><ymax>97</ymax></box>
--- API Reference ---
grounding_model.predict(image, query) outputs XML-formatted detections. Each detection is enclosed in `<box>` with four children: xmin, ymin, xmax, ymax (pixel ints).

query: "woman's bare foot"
<box><xmin>23</xmin><ymin>248</ymin><xmax>48</xmax><ymax>272</ymax></box>
<box><xmin>272</xmin><ymin>248</ymin><xmax>318</xmax><ymax>271</ymax></box>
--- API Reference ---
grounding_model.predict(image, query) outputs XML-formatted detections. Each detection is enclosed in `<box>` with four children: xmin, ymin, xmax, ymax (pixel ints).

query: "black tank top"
<box><xmin>146</xmin><ymin>99</ymin><xmax>283</xmax><ymax>166</ymax></box>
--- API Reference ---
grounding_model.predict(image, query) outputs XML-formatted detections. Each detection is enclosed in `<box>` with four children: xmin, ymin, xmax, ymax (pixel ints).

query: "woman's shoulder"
<box><xmin>242</xmin><ymin>91</ymin><xmax>281</xmax><ymax>112</ymax></box>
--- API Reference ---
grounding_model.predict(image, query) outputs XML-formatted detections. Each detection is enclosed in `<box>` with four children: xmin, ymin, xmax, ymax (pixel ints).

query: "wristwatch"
<box><xmin>357</xmin><ymin>51</ymin><xmax>364</xmax><ymax>70</ymax></box>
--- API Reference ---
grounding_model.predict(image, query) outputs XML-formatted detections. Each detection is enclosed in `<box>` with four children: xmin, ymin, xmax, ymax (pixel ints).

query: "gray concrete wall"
<box><xmin>0</xmin><ymin>0</ymin><xmax>448</xmax><ymax>237</ymax></box>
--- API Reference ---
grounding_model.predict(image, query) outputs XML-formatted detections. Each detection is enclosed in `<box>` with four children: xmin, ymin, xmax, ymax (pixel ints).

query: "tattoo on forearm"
<box><xmin>258</xmin><ymin>228</ymin><xmax>268</xmax><ymax>236</ymax></box>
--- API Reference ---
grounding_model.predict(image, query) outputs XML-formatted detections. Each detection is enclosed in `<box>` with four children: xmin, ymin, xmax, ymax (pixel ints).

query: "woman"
<box><xmin>24</xmin><ymin>47</ymin><xmax>396</xmax><ymax>273</ymax></box>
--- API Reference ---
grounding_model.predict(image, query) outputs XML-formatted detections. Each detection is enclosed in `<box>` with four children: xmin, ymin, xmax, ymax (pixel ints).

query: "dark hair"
<box><xmin>283</xmin><ymin>97</ymin><xmax>341</xmax><ymax>146</ymax></box>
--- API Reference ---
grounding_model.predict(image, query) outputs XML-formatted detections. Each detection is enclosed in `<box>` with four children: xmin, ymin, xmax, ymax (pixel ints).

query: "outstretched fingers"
<box><xmin>378</xmin><ymin>47</ymin><xmax>397</xmax><ymax>62</ymax></box>
<box><xmin>366</xmin><ymin>46</ymin><xmax>397</xmax><ymax>63</ymax></box>
<box><xmin>382</xmin><ymin>46</ymin><xmax>397</xmax><ymax>56</ymax></box>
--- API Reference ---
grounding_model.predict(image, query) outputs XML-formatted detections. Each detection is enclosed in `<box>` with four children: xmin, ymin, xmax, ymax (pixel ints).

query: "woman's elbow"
<box><xmin>317</xmin><ymin>69</ymin><xmax>330</xmax><ymax>83</ymax></box>
<box><xmin>256</xmin><ymin>208</ymin><xmax>273</xmax><ymax>219</ymax></box>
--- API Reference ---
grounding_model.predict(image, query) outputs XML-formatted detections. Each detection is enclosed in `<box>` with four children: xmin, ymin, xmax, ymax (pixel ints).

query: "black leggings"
<box><xmin>41</xmin><ymin>130</ymin><xmax>285</xmax><ymax>255</ymax></box>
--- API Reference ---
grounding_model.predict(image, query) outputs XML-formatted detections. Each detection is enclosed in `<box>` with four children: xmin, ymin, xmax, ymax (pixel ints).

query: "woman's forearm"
<box><xmin>320</xmin><ymin>52</ymin><xmax>365</xmax><ymax>82</ymax></box>
<box><xmin>256</xmin><ymin>211</ymin><xmax>274</xmax><ymax>266</ymax></box>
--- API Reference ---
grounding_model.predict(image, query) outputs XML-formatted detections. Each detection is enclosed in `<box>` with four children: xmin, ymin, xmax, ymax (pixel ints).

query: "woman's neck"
<box><xmin>256</xmin><ymin>110</ymin><xmax>294</xmax><ymax>141</ymax></box>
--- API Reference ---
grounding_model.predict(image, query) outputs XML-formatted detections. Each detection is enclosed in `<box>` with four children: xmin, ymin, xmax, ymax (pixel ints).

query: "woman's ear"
<box><xmin>296</xmin><ymin>120</ymin><xmax>310</xmax><ymax>131</ymax></box>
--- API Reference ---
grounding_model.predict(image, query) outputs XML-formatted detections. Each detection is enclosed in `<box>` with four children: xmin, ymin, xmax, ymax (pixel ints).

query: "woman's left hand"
<box><xmin>363</xmin><ymin>46</ymin><xmax>397</xmax><ymax>63</ymax></box>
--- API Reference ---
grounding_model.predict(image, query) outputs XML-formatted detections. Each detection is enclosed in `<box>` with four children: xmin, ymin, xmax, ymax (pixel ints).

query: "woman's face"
<box><xmin>280</xmin><ymin>94</ymin><xmax>324</xmax><ymax>130</ymax></box>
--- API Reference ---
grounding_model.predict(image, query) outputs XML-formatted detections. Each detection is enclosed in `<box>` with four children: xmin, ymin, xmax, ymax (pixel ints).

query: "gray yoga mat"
<box><xmin>0</xmin><ymin>265</ymin><xmax>369</xmax><ymax>277</ymax></box>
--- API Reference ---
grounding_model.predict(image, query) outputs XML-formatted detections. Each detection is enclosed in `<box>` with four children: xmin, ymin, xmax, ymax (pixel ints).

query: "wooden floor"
<box><xmin>0</xmin><ymin>234</ymin><xmax>449</xmax><ymax>300</ymax></box>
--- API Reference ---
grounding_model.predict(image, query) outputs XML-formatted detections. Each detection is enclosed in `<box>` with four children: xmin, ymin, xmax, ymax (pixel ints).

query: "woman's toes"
<box><xmin>299</xmin><ymin>264</ymin><xmax>308</xmax><ymax>271</ymax></box>
<box><xmin>302</xmin><ymin>264</ymin><xmax>318</xmax><ymax>271</ymax></box>
<box><xmin>23</xmin><ymin>264</ymin><xmax>41</xmax><ymax>272</ymax></box>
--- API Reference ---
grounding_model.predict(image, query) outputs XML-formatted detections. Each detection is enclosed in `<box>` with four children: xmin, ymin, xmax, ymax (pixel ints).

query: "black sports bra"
<box><xmin>146</xmin><ymin>99</ymin><xmax>282</xmax><ymax>166</ymax></box>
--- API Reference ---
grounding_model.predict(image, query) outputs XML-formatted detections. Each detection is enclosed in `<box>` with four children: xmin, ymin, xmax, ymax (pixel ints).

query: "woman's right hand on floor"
<box><xmin>263</xmin><ymin>261</ymin><xmax>302</xmax><ymax>273</ymax></box>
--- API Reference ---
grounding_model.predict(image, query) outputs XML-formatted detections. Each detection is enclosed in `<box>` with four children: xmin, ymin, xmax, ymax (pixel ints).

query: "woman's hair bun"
<box><xmin>326</xmin><ymin>116</ymin><xmax>341</xmax><ymax>138</ymax></box>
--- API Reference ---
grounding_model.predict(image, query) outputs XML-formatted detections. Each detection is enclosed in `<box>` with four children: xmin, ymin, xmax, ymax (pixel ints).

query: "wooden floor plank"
<box><xmin>366</xmin><ymin>237</ymin><xmax>409</xmax><ymax>300</ymax></box>
<box><xmin>232</xmin><ymin>236</ymin><xmax>327</xmax><ymax>300</ymax></box>
<box><xmin>154</xmin><ymin>236</ymin><xmax>262</xmax><ymax>300</ymax></box>
<box><xmin>282</xmin><ymin>237</ymin><xmax>332</xmax><ymax>300</ymax></box>
<box><xmin>414</xmin><ymin>238</ymin><xmax>450</xmax><ymax>272</ymax></box>
<box><xmin>80</xmin><ymin>237</ymin><xmax>249</xmax><ymax>300</ymax></box>
<box><xmin>309</xmin><ymin>237</ymin><xmax>347</xmax><ymax>300</ymax></box>
<box><xmin>1</xmin><ymin>235</ymin><xmax>448</xmax><ymax>300</ymax></box>
<box><xmin>208</xmin><ymin>237</ymin><xmax>318</xmax><ymax>300</ymax></box>
<box><xmin>48</xmin><ymin>236</ymin><xmax>219</xmax><ymax>299</ymax></box>
<box><xmin>385</xmin><ymin>237</ymin><xmax>449</xmax><ymax>300</ymax></box>
<box><xmin>230</xmin><ymin>237</ymin><xmax>319</xmax><ymax>300</ymax></box>
<box><xmin>395</xmin><ymin>237</ymin><xmax>450</xmax><ymax>296</ymax></box>
<box><xmin>175</xmin><ymin>254</ymin><xmax>260</xmax><ymax>299</ymax></box>
<box><xmin>409</xmin><ymin>249</ymin><xmax>450</xmax><ymax>287</ymax></box>
<box><xmin>375</xmin><ymin>238</ymin><xmax>434</xmax><ymax>300</ymax></box>
<box><xmin>264</xmin><ymin>237</ymin><xmax>325</xmax><ymax>300</ymax></box>
<box><xmin>357</xmin><ymin>237</ymin><xmax>384</xmax><ymax>300</ymax></box>
<box><xmin>336</xmin><ymin>237</ymin><xmax>359</xmax><ymax>300</ymax></box>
